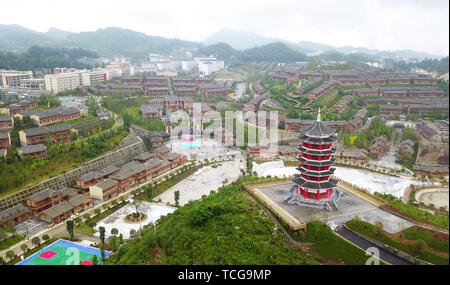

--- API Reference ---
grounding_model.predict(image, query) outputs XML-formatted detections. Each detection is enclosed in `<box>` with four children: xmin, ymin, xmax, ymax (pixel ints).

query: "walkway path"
<box><xmin>336</xmin><ymin>226</ymin><xmax>412</xmax><ymax>265</ymax></box>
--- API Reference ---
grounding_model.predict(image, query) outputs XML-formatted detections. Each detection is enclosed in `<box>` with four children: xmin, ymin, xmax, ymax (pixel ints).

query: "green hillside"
<box><xmin>105</xmin><ymin>180</ymin><xmax>318</xmax><ymax>265</ymax></box>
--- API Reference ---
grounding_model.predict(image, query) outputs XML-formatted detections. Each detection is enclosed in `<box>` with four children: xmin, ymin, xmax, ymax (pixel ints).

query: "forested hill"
<box><xmin>0</xmin><ymin>46</ymin><xmax>98</xmax><ymax>71</ymax></box>
<box><xmin>64</xmin><ymin>27</ymin><xmax>202</xmax><ymax>58</ymax></box>
<box><xmin>237</xmin><ymin>42</ymin><xmax>307</xmax><ymax>63</ymax></box>
<box><xmin>105</xmin><ymin>179</ymin><xmax>318</xmax><ymax>265</ymax></box>
<box><xmin>198</xmin><ymin>42</ymin><xmax>308</xmax><ymax>63</ymax></box>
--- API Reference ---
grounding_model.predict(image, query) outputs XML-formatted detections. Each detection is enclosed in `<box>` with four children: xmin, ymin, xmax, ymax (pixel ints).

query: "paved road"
<box><xmin>336</xmin><ymin>226</ymin><xmax>412</xmax><ymax>265</ymax></box>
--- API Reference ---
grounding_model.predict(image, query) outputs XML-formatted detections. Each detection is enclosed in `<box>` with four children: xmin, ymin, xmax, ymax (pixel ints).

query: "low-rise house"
<box><xmin>89</xmin><ymin>178</ymin><xmax>118</xmax><ymax>201</ymax></box>
<box><xmin>335</xmin><ymin>148</ymin><xmax>369</xmax><ymax>161</ymax></box>
<box><xmin>413</xmin><ymin>78</ymin><xmax>437</xmax><ymax>85</ymax></box>
<box><xmin>0</xmin><ymin>114</ymin><xmax>13</xmax><ymax>129</ymax></box>
<box><xmin>355</xmin><ymin>88</ymin><xmax>379</xmax><ymax>97</ymax></box>
<box><xmin>133</xmin><ymin>151</ymin><xmax>155</xmax><ymax>163</ymax></box>
<box><xmin>277</xmin><ymin>146</ymin><xmax>301</xmax><ymax>160</ymax></box>
<box><xmin>0</xmin><ymin>131</ymin><xmax>11</xmax><ymax>150</ymax></box>
<box><xmin>388</xmin><ymin>77</ymin><xmax>411</xmax><ymax>84</ymax></box>
<box><xmin>0</xmin><ymin>204</ymin><xmax>31</xmax><ymax>227</ymax></box>
<box><xmin>153</xmin><ymin>146</ymin><xmax>170</xmax><ymax>157</ymax></box>
<box><xmin>409</xmin><ymin>89</ymin><xmax>445</xmax><ymax>98</ymax></box>
<box><xmin>24</xmin><ymin>187</ymin><xmax>78</xmax><ymax>215</ymax></box>
<box><xmin>165</xmin><ymin>153</ymin><xmax>187</xmax><ymax>168</ymax></box>
<box><xmin>75</xmin><ymin>166</ymin><xmax>119</xmax><ymax>192</ymax></box>
<box><xmin>399</xmin><ymin>139</ymin><xmax>415</xmax><ymax>158</ymax></box>
<box><xmin>110</xmin><ymin>169</ymin><xmax>136</xmax><ymax>193</ymax></box>
<box><xmin>19</xmin><ymin>124</ymin><xmax>71</xmax><ymax>147</ymax></box>
<box><xmin>369</xmin><ymin>136</ymin><xmax>389</xmax><ymax>157</ymax></box>
<box><xmin>38</xmin><ymin>195</ymin><xmax>92</xmax><ymax>225</ymax></box>
<box><xmin>379</xmin><ymin>105</ymin><xmax>403</xmax><ymax>116</ymax></box>
<box><xmin>17</xmin><ymin>144</ymin><xmax>47</xmax><ymax>160</ymax></box>
<box><xmin>140</xmin><ymin>104</ymin><xmax>163</xmax><ymax>118</ymax></box>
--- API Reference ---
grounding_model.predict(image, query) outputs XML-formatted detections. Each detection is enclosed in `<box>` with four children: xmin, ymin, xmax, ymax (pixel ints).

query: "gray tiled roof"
<box><xmin>41</xmin><ymin>202</ymin><xmax>74</xmax><ymax>219</ymax></box>
<box><xmin>94</xmin><ymin>178</ymin><xmax>117</xmax><ymax>190</ymax></box>
<box><xmin>19</xmin><ymin>144</ymin><xmax>47</xmax><ymax>154</ymax></box>
<box><xmin>0</xmin><ymin>204</ymin><xmax>29</xmax><ymax>223</ymax></box>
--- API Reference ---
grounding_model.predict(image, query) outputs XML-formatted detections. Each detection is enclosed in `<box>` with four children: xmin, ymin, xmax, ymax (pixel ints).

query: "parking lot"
<box><xmin>156</xmin><ymin>159</ymin><xmax>243</xmax><ymax>206</ymax></box>
<box><xmin>258</xmin><ymin>183</ymin><xmax>414</xmax><ymax>234</ymax></box>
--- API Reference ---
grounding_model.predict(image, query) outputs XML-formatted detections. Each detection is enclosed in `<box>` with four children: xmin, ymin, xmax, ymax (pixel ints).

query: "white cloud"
<box><xmin>1</xmin><ymin>0</ymin><xmax>448</xmax><ymax>55</ymax></box>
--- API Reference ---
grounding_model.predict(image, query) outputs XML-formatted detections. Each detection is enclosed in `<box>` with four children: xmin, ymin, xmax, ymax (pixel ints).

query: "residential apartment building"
<box><xmin>0</xmin><ymin>70</ymin><xmax>33</xmax><ymax>88</ymax></box>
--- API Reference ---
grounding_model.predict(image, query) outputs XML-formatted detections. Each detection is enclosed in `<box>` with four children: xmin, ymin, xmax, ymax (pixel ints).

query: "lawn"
<box><xmin>374</xmin><ymin>192</ymin><xmax>449</xmax><ymax>230</ymax></box>
<box><xmin>311</xmin><ymin>88</ymin><xmax>339</xmax><ymax>108</ymax></box>
<box><xmin>302</xmin><ymin>221</ymin><xmax>374</xmax><ymax>265</ymax></box>
<box><xmin>0</xmin><ymin>234</ymin><xmax>25</xmax><ymax>250</ymax></box>
<box><xmin>75</xmin><ymin>202</ymin><xmax>130</xmax><ymax>235</ymax></box>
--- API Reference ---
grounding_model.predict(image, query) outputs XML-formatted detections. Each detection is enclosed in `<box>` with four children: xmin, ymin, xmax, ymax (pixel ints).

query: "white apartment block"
<box><xmin>0</xmin><ymin>70</ymin><xmax>33</xmax><ymax>88</ymax></box>
<box><xmin>44</xmin><ymin>72</ymin><xmax>84</xmax><ymax>93</ymax></box>
<box><xmin>182</xmin><ymin>60</ymin><xmax>198</xmax><ymax>71</ymax></box>
<box><xmin>19</xmin><ymin>78</ymin><xmax>46</xmax><ymax>90</ymax></box>
<box><xmin>81</xmin><ymin>70</ymin><xmax>107</xmax><ymax>86</ymax></box>
<box><xmin>198</xmin><ymin>60</ymin><xmax>225</xmax><ymax>76</ymax></box>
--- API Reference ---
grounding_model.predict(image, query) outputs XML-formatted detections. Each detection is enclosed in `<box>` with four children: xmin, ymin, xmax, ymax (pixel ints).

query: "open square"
<box><xmin>258</xmin><ymin>183</ymin><xmax>414</xmax><ymax>234</ymax></box>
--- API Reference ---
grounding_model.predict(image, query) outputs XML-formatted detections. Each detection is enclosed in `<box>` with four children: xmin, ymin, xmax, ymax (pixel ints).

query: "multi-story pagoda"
<box><xmin>287</xmin><ymin>108</ymin><xmax>342</xmax><ymax>211</ymax></box>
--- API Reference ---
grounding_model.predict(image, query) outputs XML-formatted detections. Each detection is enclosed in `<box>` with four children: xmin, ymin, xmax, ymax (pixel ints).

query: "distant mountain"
<box><xmin>64</xmin><ymin>27</ymin><xmax>201</xmax><ymax>58</ymax></box>
<box><xmin>196</xmin><ymin>42</ymin><xmax>237</xmax><ymax>61</ymax></box>
<box><xmin>44</xmin><ymin>27</ymin><xmax>72</xmax><ymax>40</ymax></box>
<box><xmin>204</xmin><ymin>28</ymin><xmax>445</xmax><ymax>61</ymax></box>
<box><xmin>203</xmin><ymin>28</ymin><xmax>278</xmax><ymax>50</ymax></box>
<box><xmin>297</xmin><ymin>41</ymin><xmax>335</xmax><ymax>53</ymax></box>
<box><xmin>0</xmin><ymin>24</ymin><xmax>54</xmax><ymax>52</ymax></box>
<box><xmin>238</xmin><ymin>42</ymin><xmax>307</xmax><ymax>63</ymax></box>
<box><xmin>0</xmin><ymin>24</ymin><xmax>445</xmax><ymax>62</ymax></box>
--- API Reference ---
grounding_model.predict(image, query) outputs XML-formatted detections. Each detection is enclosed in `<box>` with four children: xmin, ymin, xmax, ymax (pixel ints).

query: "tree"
<box><xmin>100</xmin><ymin>244</ymin><xmax>106</xmax><ymax>261</ymax></box>
<box><xmin>42</xmin><ymin>234</ymin><xmax>50</xmax><ymax>242</ymax></box>
<box><xmin>111</xmin><ymin>228</ymin><xmax>119</xmax><ymax>236</ymax></box>
<box><xmin>411</xmin><ymin>239</ymin><xmax>428</xmax><ymax>257</ymax></box>
<box><xmin>95</xmin><ymin>208</ymin><xmax>101</xmax><ymax>216</ymax></box>
<box><xmin>174</xmin><ymin>190</ymin><xmax>180</xmax><ymax>207</ymax></box>
<box><xmin>99</xmin><ymin>227</ymin><xmax>106</xmax><ymax>244</ymax></box>
<box><xmin>20</xmin><ymin>244</ymin><xmax>28</xmax><ymax>253</ymax></box>
<box><xmin>74</xmin><ymin>217</ymin><xmax>82</xmax><ymax>225</ymax></box>
<box><xmin>31</xmin><ymin>236</ymin><xmax>41</xmax><ymax>247</ymax></box>
<box><xmin>109</xmin><ymin>236</ymin><xmax>119</xmax><ymax>253</ymax></box>
<box><xmin>129</xmin><ymin>229</ymin><xmax>136</xmax><ymax>237</ymax></box>
<box><xmin>92</xmin><ymin>254</ymin><xmax>99</xmax><ymax>265</ymax></box>
<box><xmin>0</xmin><ymin>256</ymin><xmax>5</xmax><ymax>265</ymax></box>
<box><xmin>146</xmin><ymin>185</ymin><xmax>153</xmax><ymax>200</ymax></box>
<box><xmin>5</xmin><ymin>250</ymin><xmax>15</xmax><ymax>261</ymax></box>
<box><xmin>66</xmin><ymin>220</ymin><xmax>74</xmax><ymax>240</ymax></box>
<box><xmin>374</xmin><ymin>222</ymin><xmax>384</xmax><ymax>238</ymax></box>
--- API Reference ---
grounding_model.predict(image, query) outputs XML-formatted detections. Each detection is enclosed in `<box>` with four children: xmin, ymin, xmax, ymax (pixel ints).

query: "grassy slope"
<box><xmin>105</xmin><ymin>180</ymin><xmax>319</xmax><ymax>265</ymax></box>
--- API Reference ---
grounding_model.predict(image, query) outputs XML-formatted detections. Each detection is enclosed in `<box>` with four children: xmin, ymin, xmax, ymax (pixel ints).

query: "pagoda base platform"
<box><xmin>286</xmin><ymin>185</ymin><xmax>343</xmax><ymax>211</ymax></box>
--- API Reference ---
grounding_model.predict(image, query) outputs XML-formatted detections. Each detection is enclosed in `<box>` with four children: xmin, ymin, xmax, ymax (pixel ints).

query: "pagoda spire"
<box><xmin>317</xmin><ymin>107</ymin><xmax>321</xmax><ymax>122</ymax></box>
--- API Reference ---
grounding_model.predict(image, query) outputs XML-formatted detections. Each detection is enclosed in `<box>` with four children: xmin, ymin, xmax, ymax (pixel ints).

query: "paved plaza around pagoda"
<box><xmin>258</xmin><ymin>183</ymin><xmax>414</xmax><ymax>234</ymax></box>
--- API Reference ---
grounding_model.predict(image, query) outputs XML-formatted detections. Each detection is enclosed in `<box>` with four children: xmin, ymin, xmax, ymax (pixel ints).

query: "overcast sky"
<box><xmin>2</xmin><ymin>0</ymin><xmax>449</xmax><ymax>55</ymax></box>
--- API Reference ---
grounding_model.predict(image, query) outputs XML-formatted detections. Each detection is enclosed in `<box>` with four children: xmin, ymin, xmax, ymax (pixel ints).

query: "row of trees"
<box><xmin>0</xmin><ymin>46</ymin><xmax>98</xmax><ymax>72</ymax></box>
